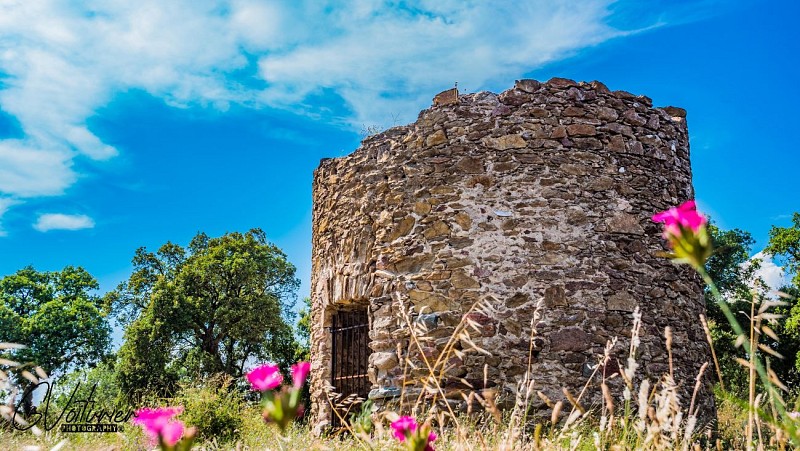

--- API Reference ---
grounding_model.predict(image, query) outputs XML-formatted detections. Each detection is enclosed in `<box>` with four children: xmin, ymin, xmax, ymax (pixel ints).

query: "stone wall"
<box><xmin>309</xmin><ymin>78</ymin><xmax>714</xmax><ymax>427</ymax></box>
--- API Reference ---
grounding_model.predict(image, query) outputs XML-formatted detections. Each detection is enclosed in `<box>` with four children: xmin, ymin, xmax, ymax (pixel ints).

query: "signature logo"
<box><xmin>13</xmin><ymin>381</ymin><xmax>134</xmax><ymax>433</ymax></box>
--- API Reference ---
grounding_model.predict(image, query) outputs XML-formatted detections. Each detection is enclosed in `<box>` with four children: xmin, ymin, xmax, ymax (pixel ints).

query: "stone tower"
<box><xmin>309</xmin><ymin>78</ymin><xmax>714</xmax><ymax>427</ymax></box>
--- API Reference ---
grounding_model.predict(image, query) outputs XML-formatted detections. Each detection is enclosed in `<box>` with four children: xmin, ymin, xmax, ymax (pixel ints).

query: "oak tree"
<box><xmin>0</xmin><ymin>266</ymin><xmax>111</xmax><ymax>412</ymax></box>
<box><xmin>109</xmin><ymin>229</ymin><xmax>299</xmax><ymax>399</ymax></box>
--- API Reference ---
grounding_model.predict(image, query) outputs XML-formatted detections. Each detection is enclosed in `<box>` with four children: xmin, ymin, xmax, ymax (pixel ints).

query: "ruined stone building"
<box><xmin>309</xmin><ymin>78</ymin><xmax>714</xmax><ymax>427</ymax></box>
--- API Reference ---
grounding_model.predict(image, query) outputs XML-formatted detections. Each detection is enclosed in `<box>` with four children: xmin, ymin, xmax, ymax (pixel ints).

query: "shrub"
<box><xmin>174</xmin><ymin>375</ymin><xmax>244</xmax><ymax>442</ymax></box>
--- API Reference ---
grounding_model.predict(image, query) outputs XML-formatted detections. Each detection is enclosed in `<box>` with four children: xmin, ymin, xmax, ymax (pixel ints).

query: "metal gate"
<box><xmin>330</xmin><ymin>308</ymin><xmax>370</xmax><ymax>427</ymax></box>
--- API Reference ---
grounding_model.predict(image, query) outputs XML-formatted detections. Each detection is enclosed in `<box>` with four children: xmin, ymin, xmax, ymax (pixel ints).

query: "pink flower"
<box><xmin>247</xmin><ymin>363</ymin><xmax>283</xmax><ymax>391</ymax></box>
<box><xmin>133</xmin><ymin>406</ymin><xmax>183</xmax><ymax>439</ymax></box>
<box><xmin>651</xmin><ymin>200</ymin><xmax>707</xmax><ymax>237</ymax></box>
<box><xmin>291</xmin><ymin>361</ymin><xmax>311</xmax><ymax>388</ymax></box>
<box><xmin>652</xmin><ymin>200</ymin><xmax>712</xmax><ymax>269</ymax></box>
<box><xmin>391</xmin><ymin>416</ymin><xmax>418</xmax><ymax>441</ymax></box>
<box><xmin>391</xmin><ymin>416</ymin><xmax>436</xmax><ymax>450</ymax></box>
<box><xmin>425</xmin><ymin>431</ymin><xmax>438</xmax><ymax>451</ymax></box>
<box><xmin>790</xmin><ymin>411</ymin><xmax>800</xmax><ymax>419</ymax></box>
<box><xmin>160</xmin><ymin>420</ymin><xmax>185</xmax><ymax>446</ymax></box>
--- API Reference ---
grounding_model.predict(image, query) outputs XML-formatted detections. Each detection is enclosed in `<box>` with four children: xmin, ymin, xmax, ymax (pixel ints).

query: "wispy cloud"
<box><xmin>0</xmin><ymin>198</ymin><xmax>17</xmax><ymax>236</ymax></box>
<box><xmin>33</xmin><ymin>213</ymin><xmax>95</xmax><ymax>232</ymax></box>
<box><xmin>770</xmin><ymin>213</ymin><xmax>794</xmax><ymax>221</ymax></box>
<box><xmin>0</xmin><ymin>0</ymin><xmax>691</xmax><ymax>229</ymax></box>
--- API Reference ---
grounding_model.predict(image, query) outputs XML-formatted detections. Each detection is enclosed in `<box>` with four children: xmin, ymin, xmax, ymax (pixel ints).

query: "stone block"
<box><xmin>607</xmin><ymin>291</ymin><xmax>638</xmax><ymax>312</ymax></box>
<box><xmin>483</xmin><ymin>134</ymin><xmax>527</xmax><ymax>150</ymax></box>
<box><xmin>550</xmin><ymin>327</ymin><xmax>591</xmax><ymax>352</ymax></box>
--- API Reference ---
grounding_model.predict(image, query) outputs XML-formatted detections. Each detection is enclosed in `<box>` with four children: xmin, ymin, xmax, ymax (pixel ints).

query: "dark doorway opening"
<box><xmin>330</xmin><ymin>307</ymin><xmax>371</xmax><ymax>427</ymax></box>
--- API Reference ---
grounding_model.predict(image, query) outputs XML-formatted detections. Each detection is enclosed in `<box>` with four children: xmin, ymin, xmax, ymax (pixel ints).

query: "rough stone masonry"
<box><xmin>309</xmin><ymin>78</ymin><xmax>714</xmax><ymax>427</ymax></box>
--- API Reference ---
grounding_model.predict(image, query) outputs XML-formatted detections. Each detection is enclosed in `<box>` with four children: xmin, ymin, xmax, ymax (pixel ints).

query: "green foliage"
<box><xmin>114</xmin><ymin>306</ymin><xmax>183</xmax><ymax>400</ymax></box>
<box><xmin>705</xmin><ymin>222</ymin><xmax>757</xmax><ymax>296</ymax></box>
<box><xmin>766</xmin><ymin>212</ymin><xmax>800</xmax><ymax>288</ymax></box>
<box><xmin>295</xmin><ymin>297</ymin><xmax>311</xmax><ymax>362</ymax></box>
<box><xmin>764</xmin><ymin>214</ymin><xmax>800</xmax><ymax>388</ymax></box>
<box><xmin>703</xmin><ymin>223</ymin><xmax>760</xmax><ymax>395</ymax></box>
<box><xmin>0</xmin><ymin>266</ymin><xmax>111</xmax><ymax>378</ymax></box>
<box><xmin>109</xmin><ymin>229</ymin><xmax>300</xmax><ymax>400</ymax></box>
<box><xmin>52</xmin><ymin>359</ymin><xmax>123</xmax><ymax>410</ymax></box>
<box><xmin>705</xmin><ymin>219</ymin><xmax>800</xmax><ymax>396</ymax></box>
<box><xmin>175</xmin><ymin>376</ymin><xmax>245</xmax><ymax>442</ymax></box>
<box><xmin>769</xmin><ymin>285</ymin><xmax>800</xmax><ymax>390</ymax></box>
<box><xmin>293</xmin><ymin>297</ymin><xmax>312</xmax><ymax>416</ymax></box>
<box><xmin>714</xmin><ymin>387</ymin><xmax>752</xmax><ymax>450</ymax></box>
<box><xmin>350</xmin><ymin>400</ymin><xmax>374</xmax><ymax>436</ymax></box>
<box><xmin>707</xmin><ymin>317</ymin><xmax>749</xmax><ymax>394</ymax></box>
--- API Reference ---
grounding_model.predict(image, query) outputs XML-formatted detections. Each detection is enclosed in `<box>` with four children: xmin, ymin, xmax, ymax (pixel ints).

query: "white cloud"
<box><xmin>0</xmin><ymin>0</ymin><xmax>677</xmax><ymax>215</ymax></box>
<box><xmin>258</xmin><ymin>1</ymin><xmax>624</xmax><ymax>125</ymax></box>
<box><xmin>749</xmin><ymin>251</ymin><xmax>789</xmax><ymax>293</ymax></box>
<box><xmin>0</xmin><ymin>0</ymin><xmax>283</xmax><ymax>199</ymax></box>
<box><xmin>0</xmin><ymin>139</ymin><xmax>74</xmax><ymax>197</ymax></box>
<box><xmin>33</xmin><ymin>213</ymin><xmax>95</xmax><ymax>232</ymax></box>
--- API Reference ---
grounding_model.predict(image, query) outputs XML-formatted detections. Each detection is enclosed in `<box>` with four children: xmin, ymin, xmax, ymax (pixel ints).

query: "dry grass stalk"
<box><xmin>699</xmin><ymin>314</ymin><xmax>725</xmax><ymax>390</ymax></box>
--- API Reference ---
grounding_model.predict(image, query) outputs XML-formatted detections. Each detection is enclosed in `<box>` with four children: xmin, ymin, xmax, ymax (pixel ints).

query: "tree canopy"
<box><xmin>765</xmin><ymin>213</ymin><xmax>800</xmax><ymax>377</ymax></box>
<box><xmin>704</xmin><ymin>223</ymin><xmax>757</xmax><ymax>299</ymax></box>
<box><xmin>766</xmin><ymin>212</ymin><xmax>800</xmax><ymax>288</ymax></box>
<box><xmin>0</xmin><ymin>266</ymin><xmax>111</xmax><ymax>377</ymax></box>
<box><xmin>705</xmin><ymin>218</ymin><xmax>800</xmax><ymax>395</ymax></box>
<box><xmin>703</xmin><ymin>223</ymin><xmax>764</xmax><ymax>327</ymax></box>
<box><xmin>108</xmin><ymin>229</ymin><xmax>299</xmax><ymax>399</ymax></box>
<box><xmin>294</xmin><ymin>297</ymin><xmax>311</xmax><ymax>362</ymax></box>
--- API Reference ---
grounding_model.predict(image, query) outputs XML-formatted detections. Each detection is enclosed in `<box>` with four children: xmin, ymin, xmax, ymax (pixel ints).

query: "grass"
<box><xmin>3</xmin><ymin>296</ymin><xmax>799</xmax><ymax>451</ymax></box>
<box><xmin>3</xmin><ymin>300</ymin><xmax>799</xmax><ymax>451</ymax></box>
<box><xmin>0</xmin><ymin>395</ymin><xmax>789</xmax><ymax>451</ymax></box>
<box><xmin>3</xmin><ymin>232</ymin><xmax>800</xmax><ymax>450</ymax></box>
<box><xmin>0</xmin><ymin>381</ymin><xmax>797</xmax><ymax>450</ymax></box>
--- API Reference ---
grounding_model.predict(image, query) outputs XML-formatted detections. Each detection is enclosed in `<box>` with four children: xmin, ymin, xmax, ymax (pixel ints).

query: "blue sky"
<box><xmin>0</xmin><ymin>0</ymin><xmax>797</xmax><ymax>311</ymax></box>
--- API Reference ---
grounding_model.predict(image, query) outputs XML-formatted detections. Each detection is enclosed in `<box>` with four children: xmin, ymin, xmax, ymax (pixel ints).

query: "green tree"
<box><xmin>766</xmin><ymin>212</ymin><xmax>800</xmax><ymax>288</ymax></box>
<box><xmin>766</xmin><ymin>213</ymin><xmax>800</xmax><ymax>382</ymax></box>
<box><xmin>705</xmin><ymin>223</ymin><xmax>757</xmax><ymax>298</ymax></box>
<box><xmin>295</xmin><ymin>297</ymin><xmax>311</xmax><ymax>362</ymax></box>
<box><xmin>704</xmin><ymin>223</ymin><xmax>758</xmax><ymax>322</ymax></box>
<box><xmin>0</xmin><ymin>266</ymin><xmax>111</xmax><ymax>412</ymax></box>
<box><xmin>703</xmin><ymin>223</ymin><xmax>758</xmax><ymax>394</ymax></box>
<box><xmin>705</xmin><ymin>219</ymin><xmax>800</xmax><ymax>395</ymax></box>
<box><xmin>109</xmin><ymin>229</ymin><xmax>299</xmax><ymax>399</ymax></box>
<box><xmin>53</xmin><ymin>359</ymin><xmax>122</xmax><ymax>410</ymax></box>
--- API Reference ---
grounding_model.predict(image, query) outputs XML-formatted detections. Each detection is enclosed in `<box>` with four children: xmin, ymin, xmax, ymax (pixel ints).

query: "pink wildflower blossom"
<box><xmin>391</xmin><ymin>416</ymin><xmax>418</xmax><ymax>441</ymax></box>
<box><xmin>426</xmin><ymin>431</ymin><xmax>438</xmax><ymax>451</ymax></box>
<box><xmin>651</xmin><ymin>200</ymin><xmax>707</xmax><ymax>237</ymax></box>
<box><xmin>652</xmin><ymin>200</ymin><xmax>712</xmax><ymax>268</ymax></box>
<box><xmin>133</xmin><ymin>406</ymin><xmax>183</xmax><ymax>439</ymax></box>
<box><xmin>160</xmin><ymin>420</ymin><xmax>185</xmax><ymax>446</ymax></box>
<box><xmin>390</xmin><ymin>416</ymin><xmax>437</xmax><ymax>450</ymax></box>
<box><xmin>291</xmin><ymin>361</ymin><xmax>311</xmax><ymax>388</ymax></box>
<box><xmin>247</xmin><ymin>363</ymin><xmax>283</xmax><ymax>391</ymax></box>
